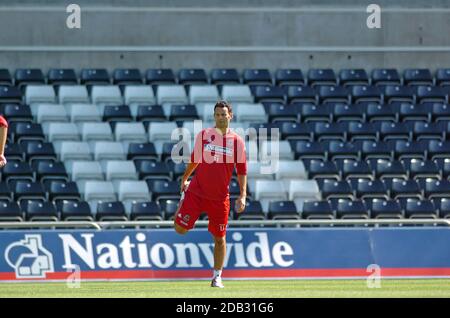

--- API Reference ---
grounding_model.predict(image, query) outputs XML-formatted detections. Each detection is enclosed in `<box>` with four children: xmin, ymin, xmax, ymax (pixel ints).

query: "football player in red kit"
<box><xmin>174</xmin><ymin>100</ymin><xmax>247</xmax><ymax>288</ymax></box>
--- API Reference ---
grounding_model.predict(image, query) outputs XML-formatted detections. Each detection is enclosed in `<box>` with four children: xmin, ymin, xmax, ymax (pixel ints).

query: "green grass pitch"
<box><xmin>0</xmin><ymin>279</ymin><xmax>449</xmax><ymax>298</ymax></box>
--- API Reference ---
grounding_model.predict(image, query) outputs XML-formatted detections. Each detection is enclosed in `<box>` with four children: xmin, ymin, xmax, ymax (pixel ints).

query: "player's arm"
<box><xmin>180</xmin><ymin>162</ymin><xmax>199</xmax><ymax>192</ymax></box>
<box><xmin>235</xmin><ymin>174</ymin><xmax>247</xmax><ymax>213</ymax></box>
<box><xmin>0</xmin><ymin>116</ymin><xmax>8</xmax><ymax>168</ymax></box>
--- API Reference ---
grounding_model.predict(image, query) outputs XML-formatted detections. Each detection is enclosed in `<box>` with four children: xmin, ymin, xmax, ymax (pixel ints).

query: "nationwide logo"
<box><xmin>5</xmin><ymin>234</ymin><xmax>54</xmax><ymax>279</ymax></box>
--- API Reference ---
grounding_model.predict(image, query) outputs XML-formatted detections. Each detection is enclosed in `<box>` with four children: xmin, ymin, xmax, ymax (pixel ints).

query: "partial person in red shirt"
<box><xmin>0</xmin><ymin>116</ymin><xmax>8</xmax><ymax>168</ymax></box>
<box><xmin>174</xmin><ymin>100</ymin><xmax>247</xmax><ymax>288</ymax></box>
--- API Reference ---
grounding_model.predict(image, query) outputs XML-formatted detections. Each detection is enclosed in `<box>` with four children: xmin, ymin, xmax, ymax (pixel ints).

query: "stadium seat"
<box><xmin>48</xmin><ymin>69</ymin><xmax>78</xmax><ymax>85</ymax></box>
<box><xmin>147</xmin><ymin>180</ymin><xmax>180</xmax><ymax>202</ymax></box>
<box><xmin>370</xmin><ymin>159</ymin><xmax>407</xmax><ymax>180</ymax></box>
<box><xmin>210</xmin><ymin>69</ymin><xmax>240</xmax><ymax>85</ymax></box>
<box><xmin>346</xmin><ymin>122</ymin><xmax>378</xmax><ymax>142</ymax></box>
<box><xmin>102</xmin><ymin>105</ymin><xmax>133</xmax><ymax>123</ymax></box>
<box><xmin>280</xmin><ymin>122</ymin><xmax>312</xmax><ymax>141</ymax></box>
<box><xmin>403</xmin><ymin>69</ymin><xmax>433</xmax><ymax>86</ymax></box>
<box><xmin>413</xmin><ymin>122</ymin><xmax>445</xmax><ymax>141</ymax></box>
<box><xmin>92</xmin><ymin>141</ymin><xmax>126</xmax><ymax>162</ymax></box>
<box><xmin>367</xmin><ymin>198</ymin><xmax>403</xmax><ymax>219</ymax></box>
<box><xmin>365</xmin><ymin>103</ymin><xmax>397</xmax><ymax>123</ymax></box>
<box><xmin>2</xmin><ymin>104</ymin><xmax>33</xmax><ymax>123</ymax></box>
<box><xmin>331</xmin><ymin>103</ymin><xmax>364</xmax><ymax>123</ymax></box>
<box><xmin>384</xmin><ymin>85</ymin><xmax>415</xmax><ymax>104</ymax></box>
<box><xmin>351</xmin><ymin>85</ymin><xmax>383</xmax><ymax>104</ymax></box>
<box><xmin>127</xmin><ymin>142</ymin><xmax>158</xmax><ymax>161</ymax></box>
<box><xmin>169</xmin><ymin>105</ymin><xmax>199</xmax><ymax>121</ymax></box>
<box><xmin>428</xmin><ymin>140</ymin><xmax>450</xmax><ymax>160</ymax></box>
<box><xmin>25</xmin><ymin>85</ymin><xmax>56</xmax><ymax>104</ymax></box>
<box><xmin>275</xmin><ymin>69</ymin><xmax>305</xmax><ymax>86</ymax></box>
<box><xmin>403</xmin><ymin>159</ymin><xmax>440</xmax><ymax>180</ymax></box>
<box><xmin>145</xmin><ymin>69</ymin><xmax>176</xmax><ymax>85</ymax></box>
<box><xmin>80</xmin><ymin>69</ymin><xmax>110</xmax><ymax>85</ymax></box>
<box><xmin>46</xmin><ymin>181</ymin><xmax>81</xmax><ymax>202</ymax></box>
<box><xmin>435</xmin><ymin>69</ymin><xmax>450</xmax><ymax>86</ymax></box>
<box><xmin>424</xmin><ymin>179</ymin><xmax>450</xmax><ymax>199</ymax></box>
<box><xmin>179</xmin><ymin>69</ymin><xmax>208</xmax><ymax>85</ymax></box>
<box><xmin>371</xmin><ymin>69</ymin><xmax>401</xmax><ymax>86</ymax></box>
<box><xmin>300</xmin><ymin>104</ymin><xmax>331</xmax><ymax>123</ymax></box>
<box><xmin>0</xmin><ymin>69</ymin><xmax>12</xmax><ymax>86</ymax></box>
<box><xmin>307</xmin><ymin>69</ymin><xmax>337</xmax><ymax>87</ymax></box>
<box><xmin>68</xmin><ymin>160</ymin><xmax>104</xmax><ymax>182</ymax></box>
<box><xmin>134</xmin><ymin>104</ymin><xmax>166</xmax><ymax>122</ymax></box>
<box><xmin>66</xmin><ymin>104</ymin><xmax>102</xmax><ymax>123</ymax></box>
<box><xmin>267</xmin><ymin>103</ymin><xmax>298</xmax><ymax>123</ymax></box>
<box><xmin>45</xmin><ymin>122</ymin><xmax>80</xmax><ymax>142</ymax></box>
<box><xmin>232</xmin><ymin>200</ymin><xmax>265</xmax><ymax>220</ymax></box>
<box><xmin>103</xmin><ymin>160</ymin><xmax>137</xmax><ymax>181</ymax></box>
<box><xmin>15</xmin><ymin>69</ymin><xmax>45</xmax><ymax>87</ymax></box>
<box><xmin>378</xmin><ymin>122</ymin><xmax>412</xmax><ymax>142</ymax></box>
<box><xmin>313</xmin><ymin>123</ymin><xmax>346</xmax><ymax>142</ymax></box>
<box><xmin>221</xmin><ymin>85</ymin><xmax>254</xmax><ymax>103</ymax></box>
<box><xmin>136</xmin><ymin>160</ymin><xmax>171</xmax><ymax>181</ymax></box>
<box><xmin>2</xmin><ymin>161</ymin><xmax>35</xmax><ymax>183</ymax></box>
<box><xmin>95</xmin><ymin>201</ymin><xmax>127</xmax><ymax>221</ymax></box>
<box><xmin>115</xmin><ymin>181</ymin><xmax>151</xmax><ymax>209</ymax></box>
<box><xmin>336</xmin><ymin>159</ymin><xmax>372</xmax><ymax>180</ymax></box>
<box><xmin>286</xmin><ymin>86</ymin><xmax>317</xmax><ymax>104</ymax></box>
<box><xmin>130</xmin><ymin>201</ymin><xmax>163</xmax><ymax>221</ymax></box>
<box><xmin>398</xmin><ymin>103</ymin><xmax>429</xmax><ymax>123</ymax></box>
<box><xmin>82</xmin><ymin>181</ymin><xmax>116</xmax><ymax>202</ymax></box>
<box><xmin>234</xmin><ymin>103</ymin><xmax>267</xmax><ymax>123</ymax></box>
<box><xmin>416</xmin><ymin>85</ymin><xmax>447</xmax><ymax>104</ymax></box>
<box><xmin>90</xmin><ymin>85</ymin><xmax>123</xmax><ymax>105</ymax></box>
<box><xmin>80</xmin><ymin>122</ymin><xmax>113</xmax><ymax>142</ymax></box>
<box><xmin>23</xmin><ymin>200</ymin><xmax>58</xmax><ymax>221</ymax></box>
<box><xmin>303</xmin><ymin>159</ymin><xmax>340</xmax><ymax>181</ymax></box>
<box><xmin>318</xmin><ymin>86</ymin><xmax>350</xmax><ymax>104</ymax></box>
<box><xmin>60</xmin><ymin>200</ymin><xmax>93</xmax><ymax>221</ymax></box>
<box><xmin>335</xmin><ymin>199</ymin><xmax>369</xmax><ymax>219</ymax></box>
<box><xmin>387</xmin><ymin>178</ymin><xmax>422</xmax><ymax>200</ymax></box>
<box><xmin>156</xmin><ymin>85</ymin><xmax>188</xmax><ymax>105</ymax></box>
<box><xmin>24</xmin><ymin>141</ymin><xmax>57</xmax><ymax>164</ymax></box>
<box><xmin>318</xmin><ymin>179</ymin><xmax>353</xmax><ymax>200</ymax></box>
<box><xmin>404</xmin><ymin>198</ymin><xmax>437</xmax><ymax>219</ymax></box>
<box><xmin>243</xmin><ymin>69</ymin><xmax>272</xmax><ymax>85</ymax></box>
<box><xmin>267</xmin><ymin>201</ymin><xmax>300</xmax><ymax>220</ymax></box>
<box><xmin>433</xmin><ymin>198</ymin><xmax>450</xmax><ymax>218</ymax></box>
<box><xmin>259</xmin><ymin>140</ymin><xmax>293</xmax><ymax>161</ymax></box>
<box><xmin>293</xmin><ymin>141</ymin><xmax>327</xmax><ymax>161</ymax></box>
<box><xmin>57</xmin><ymin>141</ymin><xmax>92</xmax><ymax>162</ymax></box>
<box><xmin>301</xmin><ymin>200</ymin><xmax>334</xmax><ymax>219</ymax></box>
<box><xmin>392</xmin><ymin>140</ymin><xmax>427</xmax><ymax>161</ymax></box>
<box><xmin>113</xmin><ymin>69</ymin><xmax>142</xmax><ymax>85</ymax></box>
<box><xmin>252</xmin><ymin>180</ymin><xmax>288</xmax><ymax>212</ymax></box>
<box><xmin>35</xmin><ymin>104</ymin><xmax>69</xmax><ymax>124</ymax></box>
<box><xmin>327</xmin><ymin>141</ymin><xmax>359</xmax><ymax>161</ymax></box>
<box><xmin>114</xmin><ymin>122</ymin><xmax>147</xmax><ymax>144</ymax></box>
<box><xmin>123</xmin><ymin>85</ymin><xmax>156</xmax><ymax>105</ymax></box>
<box><xmin>13</xmin><ymin>122</ymin><xmax>45</xmax><ymax>143</ymax></box>
<box><xmin>253</xmin><ymin>85</ymin><xmax>285</xmax><ymax>103</ymax></box>
<box><xmin>339</xmin><ymin>69</ymin><xmax>369</xmax><ymax>86</ymax></box>
<box><xmin>188</xmin><ymin>85</ymin><xmax>219</xmax><ymax>104</ymax></box>
<box><xmin>0</xmin><ymin>201</ymin><xmax>23</xmax><ymax>222</ymax></box>
<box><xmin>353</xmin><ymin>179</ymin><xmax>388</xmax><ymax>200</ymax></box>
<box><xmin>0</xmin><ymin>86</ymin><xmax>22</xmax><ymax>104</ymax></box>
<box><xmin>58</xmin><ymin>86</ymin><xmax>90</xmax><ymax>104</ymax></box>
<box><xmin>13</xmin><ymin>181</ymin><xmax>46</xmax><ymax>203</ymax></box>
<box><xmin>35</xmin><ymin>161</ymin><xmax>68</xmax><ymax>184</ymax></box>
<box><xmin>159</xmin><ymin>199</ymin><xmax>180</xmax><ymax>220</ymax></box>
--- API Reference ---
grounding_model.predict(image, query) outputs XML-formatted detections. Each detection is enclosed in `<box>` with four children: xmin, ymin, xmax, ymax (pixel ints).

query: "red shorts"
<box><xmin>175</xmin><ymin>190</ymin><xmax>230</xmax><ymax>237</ymax></box>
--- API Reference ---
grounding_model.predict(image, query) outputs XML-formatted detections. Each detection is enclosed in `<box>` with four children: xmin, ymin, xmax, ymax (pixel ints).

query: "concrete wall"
<box><xmin>0</xmin><ymin>0</ymin><xmax>449</xmax><ymax>72</ymax></box>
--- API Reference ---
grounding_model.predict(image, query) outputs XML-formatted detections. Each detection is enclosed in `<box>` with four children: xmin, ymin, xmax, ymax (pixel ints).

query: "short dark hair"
<box><xmin>214</xmin><ymin>100</ymin><xmax>233</xmax><ymax>113</ymax></box>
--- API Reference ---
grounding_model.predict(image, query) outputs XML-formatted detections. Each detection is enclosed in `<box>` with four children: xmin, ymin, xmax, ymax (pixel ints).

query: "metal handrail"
<box><xmin>0</xmin><ymin>219</ymin><xmax>449</xmax><ymax>230</ymax></box>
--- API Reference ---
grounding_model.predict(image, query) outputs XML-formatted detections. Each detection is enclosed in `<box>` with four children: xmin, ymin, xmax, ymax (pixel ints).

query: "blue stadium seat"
<box><xmin>159</xmin><ymin>199</ymin><xmax>180</xmax><ymax>220</ymax></box>
<box><xmin>36</xmin><ymin>161</ymin><xmax>69</xmax><ymax>184</ymax></box>
<box><xmin>327</xmin><ymin>141</ymin><xmax>359</xmax><ymax>161</ymax></box>
<box><xmin>24</xmin><ymin>141</ymin><xmax>57</xmax><ymax>164</ymax></box>
<box><xmin>60</xmin><ymin>200</ymin><xmax>93</xmax><ymax>221</ymax></box>
<box><xmin>370</xmin><ymin>159</ymin><xmax>407</xmax><ymax>180</ymax></box>
<box><xmin>307</xmin><ymin>69</ymin><xmax>337</xmax><ymax>87</ymax></box>
<box><xmin>398</xmin><ymin>103</ymin><xmax>429</xmax><ymax>122</ymax></box>
<box><xmin>318</xmin><ymin>86</ymin><xmax>350</xmax><ymax>104</ymax></box>
<box><xmin>232</xmin><ymin>200</ymin><xmax>265</xmax><ymax>220</ymax></box>
<box><xmin>347</xmin><ymin>122</ymin><xmax>378</xmax><ymax>142</ymax></box>
<box><xmin>127</xmin><ymin>142</ymin><xmax>158</xmax><ymax>161</ymax></box>
<box><xmin>313</xmin><ymin>122</ymin><xmax>346</xmax><ymax>142</ymax></box>
<box><xmin>15</xmin><ymin>69</ymin><xmax>45</xmax><ymax>87</ymax></box>
<box><xmin>2</xmin><ymin>104</ymin><xmax>33</xmax><ymax>123</ymax></box>
<box><xmin>96</xmin><ymin>201</ymin><xmax>127</xmax><ymax>221</ymax></box>
<box><xmin>266</xmin><ymin>103</ymin><xmax>298</xmax><ymax>123</ymax></box>
<box><xmin>365</xmin><ymin>103</ymin><xmax>397</xmax><ymax>123</ymax></box>
<box><xmin>435</xmin><ymin>69</ymin><xmax>450</xmax><ymax>87</ymax></box>
<box><xmin>0</xmin><ymin>69</ymin><xmax>12</xmax><ymax>86</ymax></box>
<box><xmin>12</xmin><ymin>122</ymin><xmax>45</xmax><ymax>143</ymax></box>
<box><xmin>286</xmin><ymin>86</ymin><xmax>317</xmax><ymax>104</ymax></box>
<box><xmin>413</xmin><ymin>122</ymin><xmax>445</xmax><ymax>141</ymax></box>
<box><xmin>293</xmin><ymin>141</ymin><xmax>327</xmax><ymax>160</ymax></box>
<box><xmin>402</xmin><ymin>159</ymin><xmax>440</xmax><ymax>180</ymax></box>
<box><xmin>434</xmin><ymin>158</ymin><xmax>450</xmax><ymax>180</ymax></box>
<box><xmin>243</xmin><ymin>69</ymin><xmax>272</xmax><ymax>85</ymax></box>
<box><xmin>46</xmin><ymin>181</ymin><xmax>80</xmax><ymax>202</ymax></box>
<box><xmin>281</xmin><ymin>122</ymin><xmax>312</xmax><ymax>141</ymax></box>
<box><xmin>371</xmin><ymin>69</ymin><xmax>401</xmax><ymax>86</ymax></box>
<box><xmin>299</xmin><ymin>103</ymin><xmax>331</xmax><ymax>123</ymax></box>
<box><xmin>359</xmin><ymin>141</ymin><xmax>393</xmax><ymax>160</ymax></box>
<box><xmin>336</xmin><ymin>199</ymin><xmax>368</xmax><ymax>219</ymax></box>
<box><xmin>430</xmin><ymin>102</ymin><xmax>450</xmax><ymax>122</ymax></box>
<box><xmin>254</xmin><ymin>85</ymin><xmax>285</xmax><ymax>103</ymax></box>
<box><xmin>275</xmin><ymin>69</ymin><xmax>305</xmax><ymax>86</ymax></box>
<box><xmin>353</xmin><ymin>179</ymin><xmax>388</xmax><ymax>200</ymax></box>
<box><xmin>303</xmin><ymin>159</ymin><xmax>340</xmax><ymax>180</ymax></box>
<box><xmin>103</xmin><ymin>105</ymin><xmax>133</xmax><ymax>123</ymax></box>
<box><xmin>391</xmin><ymin>140</ymin><xmax>427</xmax><ymax>161</ymax></box>
<box><xmin>179</xmin><ymin>68</ymin><xmax>208</xmax><ymax>85</ymax></box>
<box><xmin>0</xmin><ymin>182</ymin><xmax>12</xmax><ymax>201</ymax></box>
<box><xmin>433</xmin><ymin>198</ymin><xmax>450</xmax><ymax>218</ymax></box>
<box><xmin>428</xmin><ymin>140</ymin><xmax>450</xmax><ymax>160</ymax></box>
<box><xmin>267</xmin><ymin>201</ymin><xmax>299</xmax><ymax>220</ymax></box>
<box><xmin>403</xmin><ymin>69</ymin><xmax>433</xmax><ymax>86</ymax></box>
<box><xmin>80</xmin><ymin>68</ymin><xmax>110</xmax><ymax>85</ymax></box>
<box><xmin>318</xmin><ymin>179</ymin><xmax>353</xmax><ymax>200</ymax></box>
<box><xmin>210</xmin><ymin>69</ymin><xmax>240</xmax><ymax>84</ymax></box>
<box><xmin>0</xmin><ymin>201</ymin><xmax>23</xmax><ymax>221</ymax></box>
<box><xmin>339</xmin><ymin>69</ymin><xmax>369</xmax><ymax>86</ymax></box>
<box><xmin>416</xmin><ymin>85</ymin><xmax>447</xmax><ymax>104</ymax></box>
<box><xmin>2</xmin><ymin>161</ymin><xmax>34</xmax><ymax>184</ymax></box>
<box><xmin>331</xmin><ymin>103</ymin><xmax>364</xmax><ymax>123</ymax></box>
<box><xmin>301</xmin><ymin>200</ymin><xmax>334</xmax><ymax>219</ymax></box>
<box><xmin>169</xmin><ymin>105</ymin><xmax>199</xmax><ymax>121</ymax></box>
<box><xmin>167</xmin><ymin>161</ymin><xmax>186</xmax><ymax>182</ymax></box>
<box><xmin>351</xmin><ymin>85</ymin><xmax>383</xmax><ymax>104</ymax></box>
<box><xmin>113</xmin><ymin>69</ymin><xmax>142</xmax><ymax>85</ymax></box>
<box><xmin>335</xmin><ymin>159</ymin><xmax>372</xmax><ymax>180</ymax></box>
<box><xmin>378</xmin><ymin>122</ymin><xmax>412</xmax><ymax>141</ymax></box>
<box><xmin>146</xmin><ymin>69</ymin><xmax>176</xmax><ymax>85</ymax></box>
<box><xmin>48</xmin><ymin>69</ymin><xmax>78</xmax><ymax>85</ymax></box>
<box><xmin>386</xmin><ymin>178</ymin><xmax>422</xmax><ymax>200</ymax></box>
<box><xmin>147</xmin><ymin>180</ymin><xmax>180</xmax><ymax>201</ymax></box>
<box><xmin>136</xmin><ymin>105</ymin><xmax>166</xmax><ymax>123</ymax></box>
<box><xmin>424</xmin><ymin>179</ymin><xmax>450</xmax><ymax>200</ymax></box>
<box><xmin>0</xmin><ymin>86</ymin><xmax>23</xmax><ymax>104</ymax></box>
<box><xmin>367</xmin><ymin>198</ymin><xmax>403</xmax><ymax>219</ymax></box>
<box><xmin>22</xmin><ymin>200</ymin><xmax>58</xmax><ymax>221</ymax></box>
<box><xmin>136</xmin><ymin>160</ymin><xmax>171</xmax><ymax>181</ymax></box>
<box><xmin>384</xmin><ymin>85</ymin><xmax>415</xmax><ymax>104</ymax></box>
<box><xmin>130</xmin><ymin>201</ymin><xmax>163</xmax><ymax>221</ymax></box>
<box><xmin>4</xmin><ymin>143</ymin><xmax>25</xmax><ymax>161</ymax></box>
<box><xmin>404</xmin><ymin>198</ymin><xmax>437</xmax><ymax>219</ymax></box>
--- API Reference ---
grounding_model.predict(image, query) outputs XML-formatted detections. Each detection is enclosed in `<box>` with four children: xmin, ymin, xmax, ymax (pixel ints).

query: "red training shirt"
<box><xmin>187</xmin><ymin>127</ymin><xmax>247</xmax><ymax>201</ymax></box>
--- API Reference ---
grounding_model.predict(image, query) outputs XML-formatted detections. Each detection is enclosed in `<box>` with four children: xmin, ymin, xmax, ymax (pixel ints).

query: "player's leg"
<box><xmin>206</xmin><ymin>198</ymin><xmax>230</xmax><ymax>288</ymax></box>
<box><xmin>174</xmin><ymin>191</ymin><xmax>202</xmax><ymax>235</ymax></box>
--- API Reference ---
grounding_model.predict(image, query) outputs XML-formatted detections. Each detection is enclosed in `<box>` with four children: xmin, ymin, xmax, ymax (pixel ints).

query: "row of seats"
<box><xmin>3</xmin><ymin>84</ymin><xmax>450</xmax><ymax>106</ymax></box>
<box><xmin>3</xmin><ymin>68</ymin><xmax>450</xmax><ymax>87</ymax></box>
<box><xmin>5</xmin><ymin>102</ymin><xmax>450</xmax><ymax>126</ymax></box>
<box><xmin>1</xmin><ymin>197</ymin><xmax>449</xmax><ymax>222</ymax></box>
